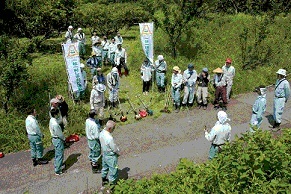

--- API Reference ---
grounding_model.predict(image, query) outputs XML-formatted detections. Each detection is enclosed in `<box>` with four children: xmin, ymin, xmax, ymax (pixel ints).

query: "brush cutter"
<box><xmin>136</xmin><ymin>95</ymin><xmax>153</xmax><ymax>116</ymax></box>
<box><xmin>117</xmin><ymin>97</ymin><xmax>127</xmax><ymax>122</ymax></box>
<box><xmin>127</xmin><ymin>97</ymin><xmax>141</xmax><ymax>120</ymax></box>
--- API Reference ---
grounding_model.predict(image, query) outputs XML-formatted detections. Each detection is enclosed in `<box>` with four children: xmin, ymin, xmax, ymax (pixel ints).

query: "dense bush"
<box><xmin>114</xmin><ymin>129</ymin><xmax>291</xmax><ymax>193</ymax></box>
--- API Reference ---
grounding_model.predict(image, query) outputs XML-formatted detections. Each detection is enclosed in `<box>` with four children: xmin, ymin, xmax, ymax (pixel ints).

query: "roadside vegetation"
<box><xmin>114</xmin><ymin>129</ymin><xmax>291</xmax><ymax>193</ymax></box>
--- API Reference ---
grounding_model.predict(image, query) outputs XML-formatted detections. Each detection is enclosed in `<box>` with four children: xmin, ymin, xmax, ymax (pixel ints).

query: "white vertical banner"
<box><xmin>62</xmin><ymin>42</ymin><xmax>85</xmax><ymax>93</ymax></box>
<box><xmin>139</xmin><ymin>22</ymin><xmax>154</xmax><ymax>63</ymax></box>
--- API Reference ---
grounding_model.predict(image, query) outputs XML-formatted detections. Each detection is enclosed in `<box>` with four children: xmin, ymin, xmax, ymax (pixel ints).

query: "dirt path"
<box><xmin>1</xmin><ymin>86</ymin><xmax>291</xmax><ymax>194</ymax></box>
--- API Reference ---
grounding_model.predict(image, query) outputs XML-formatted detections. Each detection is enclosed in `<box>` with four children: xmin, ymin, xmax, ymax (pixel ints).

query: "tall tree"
<box><xmin>155</xmin><ymin>0</ymin><xmax>204</xmax><ymax>58</ymax></box>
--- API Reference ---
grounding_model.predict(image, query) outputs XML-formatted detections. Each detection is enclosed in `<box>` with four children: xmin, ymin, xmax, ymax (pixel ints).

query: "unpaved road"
<box><xmin>1</xmin><ymin>86</ymin><xmax>291</xmax><ymax>194</ymax></box>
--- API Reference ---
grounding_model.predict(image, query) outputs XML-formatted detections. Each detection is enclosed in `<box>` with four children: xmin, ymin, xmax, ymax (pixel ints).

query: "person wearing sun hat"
<box><xmin>87</xmin><ymin>51</ymin><xmax>100</xmax><ymax>79</ymax></box>
<box><xmin>204</xmin><ymin>110</ymin><xmax>231</xmax><ymax>159</ymax></box>
<box><xmin>171</xmin><ymin>66</ymin><xmax>183</xmax><ymax>113</ymax></box>
<box><xmin>269</xmin><ymin>68</ymin><xmax>290</xmax><ymax>129</ymax></box>
<box><xmin>222</xmin><ymin>58</ymin><xmax>235</xmax><ymax>102</ymax></box>
<box><xmin>213</xmin><ymin>67</ymin><xmax>227</xmax><ymax>111</ymax></box>
<box><xmin>196</xmin><ymin>67</ymin><xmax>210</xmax><ymax>110</ymax></box>
<box><xmin>107</xmin><ymin>67</ymin><xmax>120</xmax><ymax>108</ymax></box>
<box><xmin>92</xmin><ymin>40</ymin><xmax>103</xmax><ymax>68</ymax></box>
<box><xmin>90</xmin><ymin>83</ymin><xmax>106</xmax><ymax>125</ymax></box>
<box><xmin>65</xmin><ymin>25</ymin><xmax>74</xmax><ymax>43</ymax></box>
<box><xmin>250</xmin><ymin>85</ymin><xmax>267</xmax><ymax>132</ymax></box>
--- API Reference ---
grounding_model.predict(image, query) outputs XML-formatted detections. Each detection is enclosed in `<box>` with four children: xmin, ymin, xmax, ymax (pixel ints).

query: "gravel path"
<box><xmin>1</xmin><ymin>85</ymin><xmax>290</xmax><ymax>194</ymax></box>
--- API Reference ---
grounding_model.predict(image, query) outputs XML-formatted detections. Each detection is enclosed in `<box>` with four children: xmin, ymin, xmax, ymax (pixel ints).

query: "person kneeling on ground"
<box><xmin>205</xmin><ymin>111</ymin><xmax>231</xmax><ymax>159</ymax></box>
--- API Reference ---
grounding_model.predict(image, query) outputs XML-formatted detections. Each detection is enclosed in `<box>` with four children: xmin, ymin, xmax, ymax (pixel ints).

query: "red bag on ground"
<box><xmin>65</xmin><ymin>134</ymin><xmax>80</xmax><ymax>143</ymax></box>
<box><xmin>0</xmin><ymin>152</ymin><xmax>4</xmax><ymax>158</ymax></box>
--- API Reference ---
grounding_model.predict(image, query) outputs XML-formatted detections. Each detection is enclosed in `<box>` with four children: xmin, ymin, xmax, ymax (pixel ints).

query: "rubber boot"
<box><xmin>91</xmin><ymin>162</ymin><xmax>100</xmax><ymax>174</ymax></box>
<box><xmin>99</xmin><ymin>119</ymin><xmax>103</xmax><ymax>126</ymax></box>
<box><xmin>37</xmin><ymin>158</ymin><xmax>48</xmax><ymax>165</ymax></box>
<box><xmin>102</xmin><ymin>177</ymin><xmax>109</xmax><ymax>186</ymax></box>
<box><xmin>32</xmin><ymin>158</ymin><xmax>38</xmax><ymax>167</ymax></box>
<box><xmin>118</xmin><ymin>69</ymin><xmax>122</xmax><ymax>77</ymax></box>
<box><xmin>175</xmin><ymin>105</ymin><xmax>180</xmax><ymax>113</ymax></box>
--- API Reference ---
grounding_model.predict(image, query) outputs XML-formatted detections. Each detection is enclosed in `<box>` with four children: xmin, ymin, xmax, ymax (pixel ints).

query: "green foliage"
<box><xmin>0</xmin><ymin>36</ymin><xmax>31</xmax><ymax>113</ymax></box>
<box><xmin>114</xmin><ymin>129</ymin><xmax>291</xmax><ymax>193</ymax></box>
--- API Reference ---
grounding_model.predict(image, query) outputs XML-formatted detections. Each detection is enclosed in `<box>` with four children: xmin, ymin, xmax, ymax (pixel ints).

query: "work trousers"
<box><xmin>156</xmin><ymin>72</ymin><xmax>165</xmax><ymax>88</ymax></box>
<box><xmin>171</xmin><ymin>87</ymin><xmax>181</xmax><ymax>106</ymax></box>
<box><xmin>101</xmin><ymin>154</ymin><xmax>118</xmax><ymax>184</ymax></box>
<box><xmin>214</xmin><ymin>86</ymin><xmax>227</xmax><ymax>106</ymax></box>
<box><xmin>52</xmin><ymin>138</ymin><xmax>64</xmax><ymax>174</ymax></box>
<box><xmin>273</xmin><ymin>97</ymin><xmax>286</xmax><ymax>124</ymax></box>
<box><xmin>142</xmin><ymin>81</ymin><xmax>150</xmax><ymax>92</ymax></box>
<box><xmin>196</xmin><ymin>86</ymin><xmax>208</xmax><ymax>105</ymax></box>
<box><xmin>109</xmin><ymin>88</ymin><xmax>119</xmax><ymax>103</ymax></box>
<box><xmin>182</xmin><ymin>85</ymin><xmax>195</xmax><ymax>104</ymax></box>
<box><xmin>93</xmin><ymin>104</ymin><xmax>105</xmax><ymax>120</ymax></box>
<box><xmin>87</xmin><ymin>139</ymin><xmax>101</xmax><ymax>163</ymax></box>
<box><xmin>28</xmin><ymin>135</ymin><xmax>43</xmax><ymax>159</ymax></box>
<box><xmin>208</xmin><ymin>144</ymin><xmax>220</xmax><ymax>160</ymax></box>
<box><xmin>249</xmin><ymin>114</ymin><xmax>263</xmax><ymax>132</ymax></box>
<box><xmin>226</xmin><ymin>82</ymin><xmax>233</xmax><ymax>101</ymax></box>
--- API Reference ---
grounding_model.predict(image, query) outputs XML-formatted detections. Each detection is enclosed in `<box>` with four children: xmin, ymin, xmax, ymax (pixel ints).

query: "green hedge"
<box><xmin>114</xmin><ymin>129</ymin><xmax>291</xmax><ymax>193</ymax></box>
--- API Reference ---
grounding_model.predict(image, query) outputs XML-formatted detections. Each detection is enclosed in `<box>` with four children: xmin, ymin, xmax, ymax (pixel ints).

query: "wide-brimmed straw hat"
<box><xmin>173</xmin><ymin>66</ymin><xmax>180</xmax><ymax>72</ymax></box>
<box><xmin>213</xmin><ymin>68</ymin><xmax>223</xmax><ymax>73</ymax></box>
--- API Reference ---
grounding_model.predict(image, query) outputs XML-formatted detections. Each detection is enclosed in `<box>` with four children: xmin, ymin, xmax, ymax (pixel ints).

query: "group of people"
<box><xmin>25</xmin><ymin>94</ymin><xmax>120</xmax><ymax>190</ymax></box>
<box><xmin>204</xmin><ymin>68</ymin><xmax>290</xmax><ymax>160</ymax></box>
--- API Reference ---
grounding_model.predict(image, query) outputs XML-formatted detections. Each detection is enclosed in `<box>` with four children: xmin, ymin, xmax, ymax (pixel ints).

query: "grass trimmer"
<box><xmin>117</xmin><ymin>97</ymin><xmax>127</xmax><ymax>122</ymax></box>
<box><xmin>136</xmin><ymin>95</ymin><xmax>153</xmax><ymax>116</ymax></box>
<box><xmin>127</xmin><ymin>97</ymin><xmax>141</xmax><ymax>120</ymax></box>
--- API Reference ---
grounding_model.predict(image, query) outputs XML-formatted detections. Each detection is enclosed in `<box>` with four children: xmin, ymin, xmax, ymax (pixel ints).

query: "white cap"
<box><xmin>276</xmin><ymin>69</ymin><xmax>286</xmax><ymax>76</ymax></box>
<box><xmin>68</xmin><ymin>25</ymin><xmax>73</xmax><ymax>29</ymax></box>
<box><xmin>80</xmin><ymin>63</ymin><xmax>85</xmax><ymax>68</ymax></box>
<box><xmin>77</xmin><ymin>28</ymin><xmax>82</xmax><ymax>32</ymax></box>
<box><xmin>112</xmin><ymin>67</ymin><xmax>118</xmax><ymax>73</ymax></box>
<box><xmin>50</xmin><ymin>98</ymin><xmax>59</xmax><ymax>104</ymax></box>
<box><xmin>158</xmin><ymin>55</ymin><xmax>164</xmax><ymax>61</ymax></box>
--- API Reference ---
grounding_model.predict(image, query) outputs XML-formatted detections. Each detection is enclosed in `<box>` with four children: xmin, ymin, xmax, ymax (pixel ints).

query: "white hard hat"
<box><xmin>80</xmin><ymin>63</ymin><xmax>85</xmax><ymax>68</ymax></box>
<box><xmin>276</xmin><ymin>69</ymin><xmax>286</xmax><ymax>76</ymax></box>
<box><xmin>158</xmin><ymin>55</ymin><xmax>164</xmax><ymax>61</ymax></box>
<box><xmin>68</xmin><ymin>26</ymin><xmax>73</xmax><ymax>29</ymax></box>
<box><xmin>77</xmin><ymin>28</ymin><xmax>82</xmax><ymax>32</ymax></box>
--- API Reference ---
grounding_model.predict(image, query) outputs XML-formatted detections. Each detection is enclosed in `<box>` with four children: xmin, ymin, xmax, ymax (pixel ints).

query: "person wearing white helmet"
<box><xmin>269</xmin><ymin>69</ymin><xmax>290</xmax><ymax>129</ymax></box>
<box><xmin>154</xmin><ymin>55</ymin><xmax>167</xmax><ymax>92</ymax></box>
<box><xmin>74</xmin><ymin>28</ymin><xmax>86</xmax><ymax>59</ymax></box>
<box><xmin>90</xmin><ymin>83</ymin><xmax>106</xmax><ymax>125</ymax></box>
<box><xmin>196</xmin><ymin>67</ymin><xmax>210</xmax><ymax>110</ymax></box>
<box><xmin>107</xmin><ymin>67</ymin><xmax>120</xmax><ymax>108</ymax></box>
<box><xmin>65</xmin><ymin>25</ymin><xmax>74</xmax><ymax>43</ymax></box>
<box><xmin>204</xmin><ymin>110</ymin><xmax>231</xmax><ymax>159</ymax></box>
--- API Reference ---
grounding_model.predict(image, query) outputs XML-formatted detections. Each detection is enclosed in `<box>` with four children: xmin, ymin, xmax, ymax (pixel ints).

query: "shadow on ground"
<box><xmin>64</xmin><ymin>153</ymin><xmax>82</xmax><ymax>171</ymax></box>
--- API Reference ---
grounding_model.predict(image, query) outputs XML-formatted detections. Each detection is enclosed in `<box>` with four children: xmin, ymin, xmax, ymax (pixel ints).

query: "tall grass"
<box><xmin>0</xmin><ymin>13</ymin><xmax>290</xmax><ymax>154</ymax></box>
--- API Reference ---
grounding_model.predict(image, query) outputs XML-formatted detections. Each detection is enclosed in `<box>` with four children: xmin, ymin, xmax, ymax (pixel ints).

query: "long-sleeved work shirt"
<box><xmin>90</xmin><ymin>88</ymin><xmax>105</xmax><ymax>109</ymax></box>
<box><xmin>213</xmin><ymin>74</ymin><xmax>227</xmax><ymax>87</ymax></box>
<box><xmin>25</xmin><ymin>115</ymin><xmax>43</xmax><ymax>137</ymax></box>
<box><xmin>274</xmin><ymin>78</ymin><xmax>290</xmax><ymax>100</ymax></box>
<box><xmin>183</xmin><ymin>69</ymin><xmax>197</xmax><ymax>87</ymax></box>
<box><xmin>171</xmin><ymin>73</ymin><xmax>183</xmax><ymax>89</ymax></box>
<box><xmin>99</xmin><ymin>129</ymin><xmax>120</xmax><ymax>156</ymax></box>
<box><xmin>49</xmin><ymin>117</ymin><xmax>65</xmax><ymax>141</ymax></box>
<box><xmin>85</xmin><ymin>118</ymin><xmax>100</xmax><ymax>140</ymax></box>
<box><xmin>252</xmin><ymin>95</ymin><xmax>267</xmax><ymax>119</ymax></box>
<box><xmin>205</xmin><ymin>121</ymin><xmax>231</xmax><ymax>145</ymax></box>
<box><xmin>222</xmin><ymin>65</ymin><xmax>235</xmax><ymax>84</ymax></box>
<box><xmin>155</xmin><ymin>60</ymin><xmax>167</xmax><ymax>73</ymax></box>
